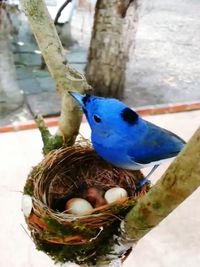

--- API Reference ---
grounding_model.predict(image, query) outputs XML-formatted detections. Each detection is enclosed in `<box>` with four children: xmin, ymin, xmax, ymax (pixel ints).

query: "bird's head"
<box><xmin>68</xmin><ymin>91</ymin><xmax>140</xmax><ymax>138</ymax></box>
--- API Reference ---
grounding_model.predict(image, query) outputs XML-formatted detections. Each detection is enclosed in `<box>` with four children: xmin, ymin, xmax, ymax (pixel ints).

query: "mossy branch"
<box><xmin>35</xmin><ymin>116</ymin><xmax>63</xmax><ymax>154</ymax></box>
<box><xmin>124</xmin><ymin>127</ymin><xmax>200</xmax><ymax>241</ymax></box>
<box><xmin>20</xmin><ymin>0</ymin><xmax>92</xmax><ymax>152</ymax></box>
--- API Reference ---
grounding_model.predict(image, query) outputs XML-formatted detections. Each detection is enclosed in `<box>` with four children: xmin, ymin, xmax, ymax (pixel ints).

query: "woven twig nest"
<box><xmin>23</xmin><ymin>141</ymin><xmax>147</xmax><ymax>265</ymax></box>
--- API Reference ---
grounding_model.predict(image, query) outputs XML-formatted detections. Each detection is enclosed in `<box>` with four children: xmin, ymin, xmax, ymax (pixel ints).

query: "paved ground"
<box><xmin>0</xmin><ymin>110</ymin><xmax>199</xmax><ymax>267</ymax></box>
<box><xmin>0</xmin><ymin>0</ymin><xmax>200</xmax><ymax>126</ymax></box>
<box><xmin>125</xmin><ymin>0</ymin><xmax>200</xmax><ymax>107</ymax></box>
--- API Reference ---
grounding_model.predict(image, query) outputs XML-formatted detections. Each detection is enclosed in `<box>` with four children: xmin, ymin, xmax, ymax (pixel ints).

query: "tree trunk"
<box><xmin>85</xmin><ymin>0</ymin><xmax>139</xmax><ymax>99</ymax></box>
<box><xmin>0</xmin><ymin>7</ymin><xmax>23</xmax><ymax>116</ymax></box>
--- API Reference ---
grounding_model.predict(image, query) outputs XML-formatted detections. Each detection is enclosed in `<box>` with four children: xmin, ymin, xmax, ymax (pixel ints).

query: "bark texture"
<box><xmin>85</xmin><ymin>0</ymin><xmax>139</xmax><ymax>98</ymax></box>
<box><xmin>21</xmin><ymin>0</ymin><xmax>91</xmax><ymax>148</ymax></box>
<box><xmin>124</xmin><ymin>127</ymin><xmax>200</xmax><ymax>241</ymax></box>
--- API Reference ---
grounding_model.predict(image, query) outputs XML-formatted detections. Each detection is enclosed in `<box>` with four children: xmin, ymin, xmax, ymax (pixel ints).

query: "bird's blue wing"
<box><xmin>128</xmin><ymin>121</ymin><xmax>185</xmax><ymax>164</ymax></box>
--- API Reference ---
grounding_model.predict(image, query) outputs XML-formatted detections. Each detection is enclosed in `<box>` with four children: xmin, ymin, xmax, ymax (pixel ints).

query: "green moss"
<box><xmin>44</xmin><ymin>217</ymin><xmax>98</xmax><ymax>240</ymax></box>
<box><xmin>24</xmin><ymin>179</ymin><xmax>34</xmax><ymax>196</ymax></box>
<box><xmin>44</xmin><ymin>217</ymin><xmax>73</xmax><ymax>236</ymax></box>
<box><xmin>43</xmin><ymin>135</ymin><xmax>64</xmax><ymax>155</ymax></box>
<box><xmin>73</xmin><ymin>222</ymin><xmax>96</xmax><ymax>236</ymax></box>
<box><xmin>36</xmin><ymin>233</ymin><xmax>115</xmax><ymax>265</ymax></box>
<box><xmin>33</xmin><ymin>216</ymin><xmax>124</xmax><ymax>265</ymax></box>
<box><xmin>23</xmin><ymin>166</ymin><xmax>42</xmax><ymax>196</ymax></box>
<box><xmin>35</xmin><ymin>115</ymin><xmax>64</xmax><ymax>154</ymax></box>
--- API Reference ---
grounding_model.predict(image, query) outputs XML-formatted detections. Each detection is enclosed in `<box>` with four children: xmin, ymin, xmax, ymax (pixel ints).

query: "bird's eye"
<box><xmin>93</xmin><ymin>114</ymin><xmax>101</xmax><ymax>123</ymax></box>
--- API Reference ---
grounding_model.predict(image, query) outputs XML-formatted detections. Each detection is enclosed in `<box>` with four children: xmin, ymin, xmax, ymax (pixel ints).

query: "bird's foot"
<box><xmin>135</xmin><ymin>178</ymin><xmax>150</xmax><ymax>193</ymax></box>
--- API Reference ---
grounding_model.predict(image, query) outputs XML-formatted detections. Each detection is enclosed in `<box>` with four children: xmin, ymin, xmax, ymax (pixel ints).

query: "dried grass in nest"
<box><xmin>24</xmin><ymin>141</ymin><xmax>147</xmax><ymax>264</ymax></box>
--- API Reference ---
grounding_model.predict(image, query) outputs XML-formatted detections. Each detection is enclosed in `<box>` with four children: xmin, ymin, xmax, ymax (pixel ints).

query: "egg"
<box><xmin>65</xmin><ymin>198</ymin><xmax>94</xmax><ymax>215</ymax></box>
<box><xmin>21</xmin><ymin>194</ymin><xmax>33</xmax><ymax>217</ymax></box>
<box><xmin>104</xmin><ymin>187</ymin><xmax>128</xmax><ymax>204</ymax></box>
<box><xmin>85</xmin><ymin>187</ymin><xmax>106</xmax><ymax>208</ymax></box>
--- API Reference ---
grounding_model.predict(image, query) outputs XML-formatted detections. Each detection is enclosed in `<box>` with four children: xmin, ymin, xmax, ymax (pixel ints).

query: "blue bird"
<box><xmin>69</xmin><ymin>92</ymin><xmax>185</xmax><ymax>190</ymax></box>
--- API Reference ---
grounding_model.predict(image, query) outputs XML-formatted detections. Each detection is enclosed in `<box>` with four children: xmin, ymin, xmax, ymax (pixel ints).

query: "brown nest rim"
<box><xmin>24</xmin><ymin>141</ymin><xmax>146</xmax><ymax>249</ymax></box>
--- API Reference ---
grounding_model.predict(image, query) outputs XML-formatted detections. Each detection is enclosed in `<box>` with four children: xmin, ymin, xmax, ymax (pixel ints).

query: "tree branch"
<box><xmin>40</xmin><ymin>0</ymin><xmax>72</xmax><ymax>69</ymax></box>
<box><xmin>124</xmin><ymin>127</ymin><xmax>200</xmax><ymax>241</ymax></box>
<box><xmin>35</xmin><ymin>115</ymin><xmax>63</xmax><ymax>154</ymax></box>
<box><xmin>20</xmin><ymin>0</ymin><xmax>92</xmax><ymax>150</ymax></box>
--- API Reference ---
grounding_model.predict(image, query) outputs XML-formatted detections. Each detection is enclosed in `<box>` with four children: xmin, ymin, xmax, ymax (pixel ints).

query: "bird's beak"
<box><xmin>68</xmin><ymin>91</ymin><xmax>85</xmax><ymax>108</ymax></box>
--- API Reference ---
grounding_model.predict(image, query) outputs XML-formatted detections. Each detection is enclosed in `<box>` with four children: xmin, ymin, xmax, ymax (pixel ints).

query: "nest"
<box><xmin>23</xmin><ymin>141</ymin><xmax>147</xmax><ymax>265</ymax></box>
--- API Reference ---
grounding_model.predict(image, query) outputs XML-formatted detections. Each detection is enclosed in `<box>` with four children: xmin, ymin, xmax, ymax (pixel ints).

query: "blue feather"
<box><xmin>128</xmin><ymin>121</ymin><xmax>185</xmax><ymax>165</ymax></box>
<box><xmin>68</xmin><ymin>91</ymin><xmax>185</xmax><ymax>183</ymax></box>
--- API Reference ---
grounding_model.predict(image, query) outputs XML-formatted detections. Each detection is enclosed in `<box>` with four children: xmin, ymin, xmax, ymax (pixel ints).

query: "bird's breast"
<box><xmin>91</xmin><ymin>137</ymin><xmax>136</xmax><ymax>169</ymax></box>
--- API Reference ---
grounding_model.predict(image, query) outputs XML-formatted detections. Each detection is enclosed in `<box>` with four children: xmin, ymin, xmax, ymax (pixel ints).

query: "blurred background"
<box><xmin>0</xmin><ymin>0</ymin><xmax>200</xmax><ymax>126</ymax></box>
